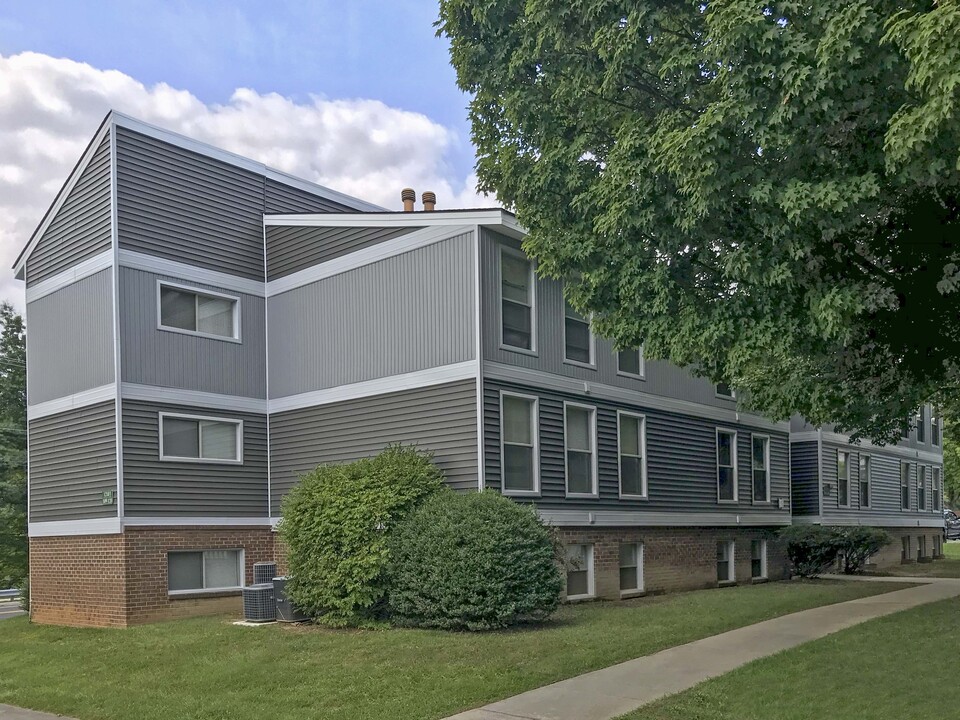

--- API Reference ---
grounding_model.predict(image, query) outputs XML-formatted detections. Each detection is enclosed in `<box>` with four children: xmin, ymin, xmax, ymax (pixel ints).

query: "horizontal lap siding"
<box><xmin>483</xmin><ymin>380</ymin><xmax>790</xmax><ymax>516</ymax></box>
<box><xmin>27</xmin><ymin>133</ymin><xmax>112</xmax><ymax>285</ymax></box>
<box><xmin>269</xmin><ymin>381</ymin><xmax>478</xmax><ymax>515</ymax></box>
<box><xmin>121</xmin><ymin>400</ymin><xmax>267</xmax><ymax>517</ymax></box>
<box><xmin>29</xmin><ymin>402</ymin><xmax>117</xmax><ymax>521</ymax></box>
<box><xmin>119</xmin><ymin>268</ymin><xmax>266</xmax><ymax>397</ymax></box>
<box><xmin>265</xmin><ymin>225</ymin><xmax>422</xmax><ymax>280</ymax></box>
<box><xmin>263</xmin><ymin>178</ymin><xmax>356</xmax><ymax>214</ymax></box>
<box><xmin>789</xmin><ymin>441</ymin><xmax>820</xmax><ymax>516</ymax></box>
<box><xmin>268</xmin><ymin>233</ymin><xmax>475</xmax><ymax>398</ymax></box>
<box><xmin>26</xmin><ymin>268</ymin><xmax>115</xmax><ymax>404</ymax></box>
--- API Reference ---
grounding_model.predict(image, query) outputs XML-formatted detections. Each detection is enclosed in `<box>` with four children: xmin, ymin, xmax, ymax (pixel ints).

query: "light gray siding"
<box><xmin>121</xmin><ymin>400</ymin><xmax>267</xmax><ymax>517</ymax></box>
<box><xmin>268</xmin><ymin>233</ymin><xmax>475</xmax><ymax>398</ymax></box>
<box><xmin>28</xmin><ymin>402</ymin><xmax>117</xmax><ymax>522</ymax></box>
<box><xmin>483</xmin><ymin>380</ymin><xmax>791</xmax><ymax>518</ymax></box>
<box><xmin>479</xmin><ymin>229</ymin><xmax>742</xmax><ymax>410</ymax></box>
<box><xmin>119</xmin><ymin>267</ymin><xmax>266</xmax><ymax>398</ymax></box>
<box><xmin>789</xmin><ymin>441</ymin><xmax>820</xmax><ymax>516</ymax></box>
<box><xmin>265</xmin><ymin>225</ymin><xmax>422</xmax><ymax>280</ymax></box>
<box><xmin>26</xmin><ymin>269</ymin><xmax>115</xmax><ymax>404</ymax></box>
<box><xmin>269</xmin><ymin>381</ymin><xmax>478</xmax><ymax>515</ymax></box>
<box><xmin>26</xmin><ymin>133</ymin><xmax>112</xmax><ymax>286</ymax></box>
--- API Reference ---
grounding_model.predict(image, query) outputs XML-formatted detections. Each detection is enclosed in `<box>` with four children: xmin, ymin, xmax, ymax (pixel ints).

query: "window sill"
<box><xmin>619</xmin><ymin>589</ymin><xmax>646</xmax><ymax>599</ymax></box>
<box><xmin>565</xmin><ymin>594</ymin><xmax>596</xmax><ymax>604</ymax></box>
<box><xmin>751</xmin><ymin>577</ymin><xmax>769</xmax><ymax>584</ymax></box>
<box><xmin>718</xmin><ymin>580</ymin><xmax>738</xmax><ymax>588</ymax></box>
<box><xmin>563</xmin><ymin>359</ymin><xmax>597</xmax><ymax>371</ymax></box>
<box><xmin>159</xmin><ymin>456</ymin><xmax>244</xmax><ymax>466</ymax></box>
<box><xmin>565</xmin><ymin>493</ymin><xmax>599</xmax><ymax>500</ymax></box>
<box><xmin>499</xmin><ymin>344</ymin><xmax>539</xmax><ymax>357</ymax></box>
<box><xmin>618</xmin><ymin>494</ymin><xmax>649</xmax><ymax>501</ymax></box>
<box><xmin>616</xmin><ymin>371</ymin><xmax>646</xmax><ymax>381</ymax></box>
<box><xmin>168</xmin><ymin>587</ymin><xmax>243</xmax><ymax>600</ymax></box>
<box><xmin>502</xmin><ymin>490</ymin><xmax>541</xmax><ymax>498</ymax></box>
<box><xmin>716</xmin><ymin>499</ymin><xmax>739</xmax><ymax>505</ymax></box>
<box><xmin>158</xmin><ymin>326</ymin><xmax>242</xmax><ymax>345</ymax></box>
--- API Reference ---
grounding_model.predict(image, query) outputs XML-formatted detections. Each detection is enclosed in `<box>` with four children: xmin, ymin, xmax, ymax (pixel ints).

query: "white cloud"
<box><xmin>0</xmin><ymin>51</ymin><xmax>495</xmax><ymax>309</ymax></box>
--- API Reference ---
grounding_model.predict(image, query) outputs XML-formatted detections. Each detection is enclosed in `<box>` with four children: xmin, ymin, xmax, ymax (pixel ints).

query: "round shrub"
<box><xmin>279</xmin><ymin>444</ymin><xmax>444</xmax><ymax>627</ymax></box>
<box><xmin>779</xmin><ymin>525</ymin><xmax>841</xmax><ymax>577</ymax></box>
<box><xmin>835</xmin><ymin>526</ymin><xmax>892</xmax><ymax>574</ymax></box>
<box><xmin>387</xmin><ymin>490</ymin><xmax>563</xmax><ymax>631</ymax></box>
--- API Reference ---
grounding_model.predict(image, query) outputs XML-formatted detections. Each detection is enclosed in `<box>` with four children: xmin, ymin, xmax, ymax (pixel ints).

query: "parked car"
<box><xmin>944</xmin><ymin>510</ymin><xmax>960</xmax><ymax>540</ymax></box>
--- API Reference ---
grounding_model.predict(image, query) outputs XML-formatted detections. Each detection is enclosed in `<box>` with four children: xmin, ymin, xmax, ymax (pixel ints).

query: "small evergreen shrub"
<box><xmin>17</xmin><ymin>576</ymin><xmax>28</xmax><ymax>613</ymax></box>
<box><xmin>779</xmin><ymin>525</ymin><xmax>841</xmax><ymax>577</ymax></box>
<box><xmin>835</xmin><ymin>526</ymin><xmax>892</xmax><ymax>574</ymax></box>
<box><xmin>278</xmin><ymin>444</ymin><xmax>444</xmax><ymax>627</ymax></box>
<box><xmin>387</xmin><ymin>490</ymin><xmax>563</xmax><ymax>631</ymax></box>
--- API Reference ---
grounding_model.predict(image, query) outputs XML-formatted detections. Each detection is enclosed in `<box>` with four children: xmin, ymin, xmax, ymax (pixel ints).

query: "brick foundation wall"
<box><xmin>556</xmin><ymin>526</ymin><xmax>790</xmax><ymax>600</ymax></box>
<box><xmin>869</xmin><ymin>526</ymin><xmax>945</xmax><ymax>569</ymax></box>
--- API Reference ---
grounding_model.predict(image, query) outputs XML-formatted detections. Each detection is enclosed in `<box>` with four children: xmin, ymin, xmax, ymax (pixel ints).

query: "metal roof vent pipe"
<box><xmin>422</xmin><ymin>191</ymin><xmax>436</xmax><ymax>212</ymax></box>
<box><xmin>401</xmin><ymin>187</ymin><xmax>416</xmax><ymax>212</ymax></box>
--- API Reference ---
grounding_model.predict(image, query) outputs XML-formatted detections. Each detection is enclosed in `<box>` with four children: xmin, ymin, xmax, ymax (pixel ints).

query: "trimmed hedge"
<box><xmin>835</xmin><ymin>526</ymin><xmax>892</xmax><ymax>574</ymax></box>
<box><xmin>278</xmin><ymin>444</ymin><xmax>444</xmax><ymax>627</ymax></box>
<box><xmin>779</xmin><ymin>525</ymin><xmax>892</xmax><ymax>577</ymax></box>
<box><xmin>387</xmin><ymin>490</ymin><xmax>563</xmax><ymax>630</ymax></box>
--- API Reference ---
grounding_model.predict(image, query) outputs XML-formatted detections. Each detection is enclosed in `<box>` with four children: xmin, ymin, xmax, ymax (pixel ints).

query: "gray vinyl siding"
<box><xmin>479</xmin><ymin>228</ymin><xmax>741</xmax><ymax>410</ymax></box>
<box><xmin>263</xmin><ymin>177</ymin><xmax>356</xmax><ymax>214</ymax></box>
<box><xmin>269</xmin><ymin>381</ymin><xmax>478</xmax><ymax>515</ymax></box>
<box><xmin>28</xmin><ymin>402</ymin><xmax>117</xmax><ymax>522</ymax></box>
<box><xmin>118</xmin><ymin>267</ymin><xmax>266</xmax><ymax>398</ymax></box>
<box><xmin>268</xmin><ymin>233</ymin><xmax>475</xmax><ymax>398</ymax></box>
<box><xmin>26</xmin><ymin>269</ymin><xmax>115</xmax><ymax>404</ymax></box>
<box><xmin>789</xmin><ymin>441</ymin><xmax>820</xmax><ymax>517</ymax></box>
<box><xmin>483</xmin><ymin>380</ymin><xmax>790</xmax><ymax>518</ymax></box>
<box><xmin>265</xmin><ymin>225</ymin><xmax>422</xmax><ymax>280</ymax></box>
<box><xmin>121</xmin><ymin>400</ymin><xmax>267</xmax><ymax>517</ymax></box>
<box><xmin>26</xmin><ymin>132</ymin><xmax>112</xmax><ymax>286</ymax></box>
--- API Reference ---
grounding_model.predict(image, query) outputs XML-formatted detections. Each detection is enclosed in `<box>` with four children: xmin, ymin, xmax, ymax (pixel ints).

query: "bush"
<box><xmin>387</xmin><ymin>490</ymin><xmax>563</xmax><ymax>631</ymax></box>
<box><xmin>835</xmin><ymin>526</ymin><xmax>892</xmax><ymax>574</ymax></box>
<box><xmin>779</xmin><ymin>525</ymin><xmax>841</xmax><ymax>578</ymax></box>
<box><xmin>278</xmin><ymin>444</ymin><xmax>444</xmax><ymax>627</ymax></box>
<box><xmin>17</xmin><ymin>576</ymin><xmax>27</xmax><ymax>613</ymax></box>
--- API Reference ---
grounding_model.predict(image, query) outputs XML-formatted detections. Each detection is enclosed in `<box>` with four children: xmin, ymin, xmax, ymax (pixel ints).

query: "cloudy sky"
<box><xmin>0</xmin><ymin>1</ymin><xmax>492</xmax><ymax>307</ymax></box>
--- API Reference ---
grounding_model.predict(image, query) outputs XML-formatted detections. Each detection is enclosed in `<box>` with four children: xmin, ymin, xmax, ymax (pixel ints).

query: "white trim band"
<box><xmin>792</xmin><ymin>515</ymin><xmax>946</xmax><ymax>528</ymax></box>
<box><xmin>264</xmin><ymin>208</ymin><xmax>523</xmax><ymax>235</ymax></box>
<box><xmin>121</xmin><ymin>383</ymin><xmax>267</xmax><ymax>414</ymax></box>
<box><xmin>791</xmin><ymin>431</ymin><xmax>943</xmax><ymax>464</ymax></box>
<box><xmin>27</xmin><ymin>384</ymin><xmax>117</xmax><ymax>420</ymax></box>
<box><xmin>25</xmin><ymin>251</ymin><xmax>113</xmax><ymax>303</ymax></box>
<box><xmin>121</xmin><ymin>516</ymin><xmax>272</xmax><ymax>527</ymax></box>
<box><xmin>537</xmin><ymin>509</ymin><xmax>791</xmax><ymax>528</ymax></box>
<box><xmin>119</xmin><ymin>249</ymin><xmax>265</xmax><ymax>297</ymax></box>
<box><xmin>29</xmin><ymin>517</ymin><xmax>122</xmax><ymax>537</ymax></box>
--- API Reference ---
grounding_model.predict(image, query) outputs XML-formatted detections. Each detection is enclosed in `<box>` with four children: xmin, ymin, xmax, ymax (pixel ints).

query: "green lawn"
<box><xmin>0</xmin><ymin>580</ymin><xmax>898</xmax><ymax>720</ymax></box>
<box><xmin>878</xmin><ymin>539</ymin><xmax>960</xmax><ymax>578</ymax></box>
<box><xmin>619</xmin><ymin>595</ymin><xmax>960</xmax><ymax>720</ymax></box>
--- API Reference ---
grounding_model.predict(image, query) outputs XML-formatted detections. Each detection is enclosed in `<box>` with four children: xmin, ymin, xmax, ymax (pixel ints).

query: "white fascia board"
<box><xmin>121</xmin><ymin>383</ymin><xmax>268</xmax><ymax>414</ymax></box>
<box><xmin>27</xmin><ymin>384</ymin><xmax>118</xmax><ymax>420</ymax></box>
<box><xmin>25</xmin><ymin>251</ymin><xmax>114</xmax><ymax>303</ymax></box>
<box><xmin>537</xmin><ymin>509</ymin><xmax>791</xmax><ymax>527</ymax></box>
<box><xmin>118</xmin><ymin>250</ymin><xmax>266</xmax><ymax>297</ymax></box>
<box><xmin>121</xmin><ymin>516</ymin><xmax>272</xmax><ymax>527</ymax></box>
<box><xmin>29</xmin><ymin>517</ymin><xmax>122</xmax><ymax>537</ymax></box>
<box><xmin>792</xmin><ymin>514</ymin><xmax>945</xmax><ymax>529</ymax></box>
<box><xmin>264</xmin><ymin>209</ymin><xmax>525</xmax><ymax>237</ymax></box>
<box><xmin>792</xmin><ymin>431</ymin><xmax>944</xmax><ymax>464</ymax></box>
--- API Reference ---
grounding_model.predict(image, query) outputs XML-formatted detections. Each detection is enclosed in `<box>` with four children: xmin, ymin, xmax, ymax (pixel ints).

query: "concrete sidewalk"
<box><xmin>0</xmin><ymin>707</ymin><xmax>73</xmax><ymax>720</ymax></box>
<box><xmin>446</xmin><ymin>576</ymin><xmax>960</xmax><ymax>720</ymax></box>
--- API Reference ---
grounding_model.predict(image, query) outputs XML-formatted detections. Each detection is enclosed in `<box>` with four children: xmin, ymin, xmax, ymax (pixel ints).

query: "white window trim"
<box><xmin>498</xmin><ymin>245</ymin><xmax>537</xmax><ymax>355</ymax></box>
<box><xmin>933</xmin><ymin>467</ymin><xmax>942</xmax><ymax>511</ymax></box>
<box><xmin>900</xmin><ymin>462</ymin><xmax>911</xmax><ymax>511</ymax></box>
<box><xmin>562</xmin><ymin>295</ymin><xmax>596</xmax><ymax>369</ymax></box>
<box><xmin>159</xmin><ymin>411</ymin><xmax>244</xmax><ymax>464</ymax></box>
<box><xmin>931</xmin><ymin>410</ymin><xmax>941</xmax><ymax>447</ymax></box>
<box><xmin>616</xmin><ymin>347</ymin><xmax>646</xmax><ymax>380</ymax></box>
<box><xmin>564</xmin><ymin>402</ymin><xmax>598</xmax><ymax>498</ymax></box>
<box><xmin>499</xmin><ymin>390</ymin><xmax>540</xmax><ymax>496</ymax></box>
<box><xmin>565</xmin><ymin>543</ymin><xmax>595</xmax><ymax>601</ymax></box>
<box><xmin>156</xmin><ymin>280</ymin><xmax>242</xmax><ymax>343</ymax></box>
<box><xmin>620</xmin><ymin>541</ymin><xmax>645</xmax><ymax>596</ymax></box>
<box><xmin>859</xmin><ymin>454</ymin><xmax>871</xmax><ymax>509</ymax></box>
<box><xmin>718</xmin><ymin>540</ymin><xmax>735</xmax><ymax>583</ymax></box>
<box><xmin>617</xmin><ymin>410</ymin><xmax>648</xmax><ymax>499</ymax></box>
<box><xmin>918</xmin><ymin>465</ymin><xmax>928</xmax><ymax>511</ymax></box>
<box><xmin>916</xmin><ymin>406</ymin><xmax>927</xmax><ymax>444</ymax></box>
<box><xmin>715</xmin><ymin>384</ymin><xmax>736</xmax><ymax>400</ymax></box>
<box><xmin>716</xmin><ymin>428</ymin><xmax>739</xmax><ymax>504</ymax></box>
<box><xmin>750</xmin><ymin>433</ymin><xmax>770</xmax><ymax>504</ymax></box>
<box><xmin>837</xmin><ymin>450</ymin><xmax>851</xmax><ymax>509</ymax></box>
<box><xmin>751</xmin><ymin>539</ymin><xmax>768</xmax><ymax>580</ymax></box>
<box><xmin>168</xmin><ymin>548</ymin><xmax>245</xmax><ymax>596</ymax></box>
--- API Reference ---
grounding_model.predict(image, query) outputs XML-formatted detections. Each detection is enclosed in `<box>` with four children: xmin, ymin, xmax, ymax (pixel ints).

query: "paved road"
<box><xmin>0</xmin><ymin>602</ymin><xmax>25</xmax><ymax>621</ymax></box>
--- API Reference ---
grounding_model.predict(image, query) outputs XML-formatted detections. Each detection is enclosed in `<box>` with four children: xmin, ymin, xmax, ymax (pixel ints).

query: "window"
<box><xmin>500</xmin><ymin>393</ymin><xmax>538</xmax><ymax>494</ymax></box>
<box><xmin>158</xmin><ymin>283</ymin><xmax>239</xmax><ymax>340</ymax></box>
<box><xmin>500</xmin><ymin>248</ymin><xmax>535</xmax><ymax>351</ymax></box>
<box><xmin>618</xmin><ymin>412</ymin><xmax>646</xmax><ymax>498</ymax></box>
<box><xmin>716</xmin><ymin>429</ymin><xmax>738</xmax><ymax>502</ymax></box>
<box><xmin>617</xmin><ymin>348</ymin><xmax>644</xmax><ymax>378</ymax></box>
<box><xmin>750</xmin><ymin>539</ymin><xmax>767</xmax><ymax>580</ymax></box>
<box><xmin>715</xmin><ymin>382</ymin><xmax>735</xmax><ymax>398</ymax></box>
<box><xmin>160</xmin><ymin>413</ymin><xmax>242</xmax><ymax>463</ymax></box>
<box><xmin>934</xmin><ymin>467</ymin><xmax>942</xmax><ymax>511</ymax></box>
<box><xmin>563</xmin><ymin>297</ymin><xmax>593</xmax><ymax>365</ymax></box>
<box><xmin>932</xmin><ymin>410</ymin><xmax>941</xmax><ymax>447</ymax></box>
<box><xmin>901</xmin><ymin>536</ymin><xmax>911</xmax><ymax>562</ymax></box>
<box><xmin>619</xmin><ymin>543</ymin><xmax>644</xmax><ymax>594</ymax></box>
<box><xmin>859</xmin><ymin>455</ymin><xmax>871</xmax><ymax>509</ymax></box>
<box><xmin>565</xmin><ymin>404</ymin><xmax>597</xmax><ymax>496</ymax></box>
<box><xmin>934</xmin><ymin>534</ymin><xmax>942</xmax><ymax>558</ymax></box>
<box><xmin>917</xmin><ymin>406</ymin><xmax>927</xmax><ymax>443</ymax></box>
<box><xmin>168</xmin><ymin>549</ymin><xmax>243</xmax><ymax>593</ymax></box>
<box><xmin>717</xmin><ymin>541</ymin><xmax>735</xmax><ymax>583</ymax></box>
<box><xmin>837</xmin><ymin>451</ymin><xmax>850</xmax><ymax>507</ymax></box>
<box><xmin>901</xmin><ymin>462</ymin><xmax>911</xmax><ymax>510</ymax></box>
<box><xmin>751</xmin><ymin>435</ymin><xmax>770</xmax><ymax>503</ymax></box>
<box><xmin>918</xmin><ymin>466</ymin><xmax>927</xmax><ymax>511</ymax></box>
<box><xmin>564</xmin><ymin>544</ymin><xmax>594</xmax><ymax>599</ymax></box>
<box><xmin>917</xmin><ymin>535</ymin><xmax>925</xmax><ymax>561</ymax></box>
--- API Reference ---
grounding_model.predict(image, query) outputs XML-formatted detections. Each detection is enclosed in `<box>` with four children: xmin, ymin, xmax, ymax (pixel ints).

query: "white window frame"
<box><xmin>900</xmin><ymin>462</ymin><xmax>911</xmax><ymax>511</ymax></box>
<box><xmin>931</xmin><ymin>410</ymin><xmax>941</xmax><ymax>447</ymax></box>
<box><xmin>715</xmin><ymin>383</ymin><xmax>736</xmax><ymax>400</ymax></box>
<box><xmin>717</xmin><ymin>540</ymin><xmax>735</xmax><ymax>583</ymax></box>
<box><xmin>563</xmin><ymin>402</ymin><xmax>598</xmax><ymax>498</ymax></box>
<box><xmin>159</xmin><ymin>412</ymin><xmax>244</xmax><ymax>464</ymax></box>
<box><xmin>750</xmin><ymin>539</ymin><xmax>768</xmax><ymax>580</ymax></box>
<box><xmin>716</xmin><ymin>428</ymin><xmax>739</xmax><ymax>504</ymax></box>
<box><xmin>619</xmin><ymin>541</ymin><xmax>644</xmax><ymax>596</ymax></box>
<box><xmin>916</xmin><ymin>406</ymin><xmax>927</xmax><ymax>444</ymax></box>
<box><xmin>565</xmin><ymin>543</ymin><xmax>595</xmax><ymax>601</ymax></box>
<box><xmin>750</xmin><ymin>433</ymin><xmax>770</xmax><ymax>504</ymax></box>
<box><xmin>933</xmin><ymin>467</ymin><xmax>942</xmax><ymax>512</ymax></box>
<box><xmin>859</xmin><ymin>455</ymin><xmax>871</xmax><ymax>509</ymax></box>
<box><xmin>499</xmin><ymin>391</ymin><xmax>540</xmax><ymax>496</ymax></box>
<box><xmin>617</xmin><ymin>411</ymin><xmax>648</xmax><ymax>499</ymax></box>
<box><xmin>918</xmin><ymin>465</ymin><xmax>928</xmax><ymax>511</ymax></box>
<box><xmin>837</xmin><ymin>450</ymin><xmax>851</xmax><ymax>508</ymax></box>
<box><xmin>616</xmin><ymin>347</ymin><xmax>645</xmax><ymax>380</ymax></box>
<box><xmin>498</xmin><ymin>245</ymin><xmax>537</xmax><ymax>355</ymax></box>
<box><xmin>168</xmin><ymin>548</ymin><xmax>245</xmax><ymax>596</ymax></box>
<box><xmin>156</xmin><ymin>280</ymin><xmax>241</xmax><ymax>343</ymax></box>
<box><xmin>562</xmin><ymin>294</ymin><xmax>596</xmax><ymax>368</ymax></box>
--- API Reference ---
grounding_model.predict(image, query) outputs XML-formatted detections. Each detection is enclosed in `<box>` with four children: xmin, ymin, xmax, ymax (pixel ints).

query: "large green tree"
<box><xmin>439</xmin><ymin>0</ymin><xmax>960</xmax><ymax>441</ymax></box>
<box><xmin>0</xmin><ymin>303</ymin><xmax>26</xmax><ymax>588</ymax></box>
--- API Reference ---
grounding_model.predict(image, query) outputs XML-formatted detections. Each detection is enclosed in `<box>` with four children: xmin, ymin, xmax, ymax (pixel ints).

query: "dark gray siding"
<box><xmin>26</xmin><ymin>133</ymin><xmax>113</xmax><ymax>286</ymax></box>
<box><xmin>790</xmin><ymin>441</ymin><xmax>820</xmax><ymax>516</ymax></box>
<box><xmin>119</xmin><ymin>268</ymin><xmax>266</xmax><ymax>398</ymax></box>
<box><xmin>479</xmin><ymin>229</ymin><xmax>742</xmax><ymax>410</ymax></box>
<box><xmin>26</xmin><ymin>268</ymin><xmax>115</xmax><ymax>404</ymax></box>
<box><xmin>269</xmin><ymin>380</ymin><xmax>478</xmax><ymax>515</ymax></box>
<box><xmin>268</xmin><ymin>233</ymin><xmax>475</xmax><ymax>398</ymax></box>
<box><xmin>483</xmin><ymin>380</ymin><xmax>791</xmax><ymax>517</ymax></box>
<box><xmin>264</xmin><ymin>177</ymin><xmax>355</xmax><ymax>214</ymax></box>
<box><xmin>121</xmin><ymin>400</ymin><xmax>267</xmax><ymax>517</ymax></box>
<box><xmin>265</xmin><ymin>225</ymin><xmax>422</xmax><ymax>280</ymax></box>
<box><xmin>29</xmin><ymin>402</ymin><xmax>117</xmax><ymax>522</ymax></box>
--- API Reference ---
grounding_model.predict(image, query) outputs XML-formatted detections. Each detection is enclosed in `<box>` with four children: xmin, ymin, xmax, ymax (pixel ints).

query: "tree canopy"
<box><xmin>0</xmin><ymin>302</ymin><xmax>26</xmax><ymax>588</ymax></box>
<box><xmin>439</xmin><ymin>0</ymin><xmax>960</xmax><ymax>441</ymax></box>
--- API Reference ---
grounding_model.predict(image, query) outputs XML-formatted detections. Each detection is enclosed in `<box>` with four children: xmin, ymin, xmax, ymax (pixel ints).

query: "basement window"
<box><xmin>169</xmin><ymin>549</ymin><xmax>243</xmax><ymax>594</ymax></box>
<box><xmin>158</xmin><ymin>281</ymin><xmax>240</xmax><ymax>341</ymax></box>
<box><xmin>160</xmin><ymin>412</ymin><xmax>243</xmax><ymax>464</ymax></box>
<box><xmin>751</xmin><ymin>539</ymin><xmax>767</xmax><ymax>580</ymax></box>
<box><xmin>619</xmin><ymin>542</ymin><xmax>644</xmax><ymax>595</ymax></box>
<box><xmin>717</xmin><ymin>540</ymin><xmax>735</xmax><ymax>583</ymax></box>
<box><xmin>565</xmin><ymin>544</ymin><xmax>594</xmax><ymax>600</ymax></box>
